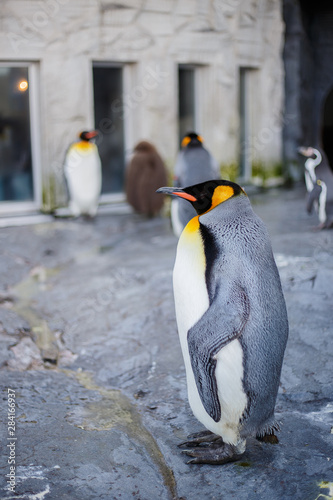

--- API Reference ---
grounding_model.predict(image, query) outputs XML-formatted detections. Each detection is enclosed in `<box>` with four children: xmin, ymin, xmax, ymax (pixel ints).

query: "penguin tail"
<box><xmin>255</xmin><ymin>419</ymin><xmax>281</xmax><ymax>440</ymax></box>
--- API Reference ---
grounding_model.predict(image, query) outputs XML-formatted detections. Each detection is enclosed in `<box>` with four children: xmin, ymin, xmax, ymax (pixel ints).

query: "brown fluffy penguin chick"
<box><xmin>126</xmin><ymin>141</ymin><xmax>168</xmax><ymax>217</ymax></box>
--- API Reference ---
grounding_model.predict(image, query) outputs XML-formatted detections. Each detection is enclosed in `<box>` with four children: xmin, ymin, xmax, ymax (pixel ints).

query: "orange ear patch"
<box><xmin>181</xmin><ymin>136</ymin><xmax>191</xmax><ymax>148</ymax></box>
<box><xmin>211</xmin><ymin>185</ymin><xmax>234</xmax><ymax>209</ymax></box>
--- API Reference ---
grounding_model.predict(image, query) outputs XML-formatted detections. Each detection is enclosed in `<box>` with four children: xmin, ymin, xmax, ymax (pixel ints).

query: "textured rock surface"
<box><xmin>0</xmin><ymin>185</ymin><xmax>333</xmax><ymax>499</ymax></box>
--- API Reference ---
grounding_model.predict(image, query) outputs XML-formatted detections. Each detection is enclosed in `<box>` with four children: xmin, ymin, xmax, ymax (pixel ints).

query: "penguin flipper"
<box><xmin>187</xmin><ymin>285</ymin><xmax>249</xmax><ymax>423</ymax></box>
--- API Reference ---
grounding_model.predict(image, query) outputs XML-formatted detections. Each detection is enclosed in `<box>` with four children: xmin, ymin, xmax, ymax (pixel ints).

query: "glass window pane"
<box><xmin>239</xmin><ymin>68</ymin><xmax>247</xmax><ymax>178</ymax></box>
<box><xmin>0</xmin><ymin>66</ymin><xmax>33</xmax><ymax>201</ymax></box>
<box><xmin>239</xmin><ymin>68</ymin><xmax>252</xmax><ymax>180</ymax></box>
<box><xmin>93</xmin><ymin>66</ymin><xmax>125</xmax><ymax>194</ymax></box>
<box><xmin>178</xmin><ymin>67</ymin><xmax>195</xmax><ymax>146</ymax></box>
<box><xmin>322</xmin><ymin>88</ymin><xmax>333</xmax><ymax>170</ymax></box>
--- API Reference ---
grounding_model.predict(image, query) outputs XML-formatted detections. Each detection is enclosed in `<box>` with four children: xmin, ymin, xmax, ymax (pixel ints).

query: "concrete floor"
<box><xmin>0</xmin><ymin>185</ymin><xmax>332</xmax><ymax>500</ymax></box>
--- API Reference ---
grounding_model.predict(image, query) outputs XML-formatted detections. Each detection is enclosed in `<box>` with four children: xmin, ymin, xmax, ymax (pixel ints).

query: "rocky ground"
<box><xmin>0</xmin><ymin>185</ymin><xmax>332</xmax><ymax>500</ymax></box>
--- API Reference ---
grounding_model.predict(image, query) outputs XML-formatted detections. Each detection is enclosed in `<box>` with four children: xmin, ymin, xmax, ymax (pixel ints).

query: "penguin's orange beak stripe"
<box><xmin>85</xmin><ymin>131</ymin><xmax>98</xmax><ymax>139</ymax></box>
<box><xmin>172</xmin><ymin>192</ymin><xmax>197</xmax><ymax>202</ymax></box>
<box><xmin>156</xmin><ymin>187</ymin><xmax>197</xmax><ymax>202</ymax></box>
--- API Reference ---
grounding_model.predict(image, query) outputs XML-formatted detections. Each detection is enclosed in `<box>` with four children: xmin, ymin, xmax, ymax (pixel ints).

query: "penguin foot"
<box><xmin>83</xmin><ymin>214</ymin><xmax>96</xmax><ymax>222</ymax></box>
<box><xmin>181</xmin><ymin>438</ymin><xmax>244</xmax><ymax>465</ymax></box>
<box><xmin>178</xmin><ymin>430</ymin><xmax>220</xmax><ymax>448</ymax></box>
<box><xmin>311</xmin><ymin>223</ymin><xmax>326</xmax><ymax>231</ymax></box>
<box><xmin>179</xmin><ymin>432</ymin><xmax>244</xmax><ymax>465</ymax></box>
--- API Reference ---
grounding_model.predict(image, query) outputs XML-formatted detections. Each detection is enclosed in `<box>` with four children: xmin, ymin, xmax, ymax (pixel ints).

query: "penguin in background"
<box><xmin>171</xmin><ymin>132</ymin><xmax>221</xmax><ymax>237</ymax></box>
<box><xmin>125</xmin><ymin>141</ymin><xmax>168</xmax><ymax>217</ymax></box>
<box><xmin>64</xmin><ymin>130</ymin><xmax>102</xmax><ymax>218</ymax></box>
<box><xmin>157</xmin><ymin>180</ymin><xmax>289</xmax><ymax>464</ymax></box>
<box><xmin>298</xmin><ymin>146</ymin><xmax>333</xmax><ymax>228</ymax></box>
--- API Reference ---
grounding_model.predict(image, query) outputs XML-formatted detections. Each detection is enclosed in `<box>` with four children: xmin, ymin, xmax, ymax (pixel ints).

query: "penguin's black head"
<box><xmin>157</xmin><ymin>179</ymin><xmax>246</xmax><ymax>215</ymax></box>
<box><xmin>79</xmin><ymin>130</ymin><xmax>98</xmax><ymax>141</ymax></box>
<box><xmin>181</xmin><ymin>132</ymin><xmax>204</xmax><ymax>149</ymax></box>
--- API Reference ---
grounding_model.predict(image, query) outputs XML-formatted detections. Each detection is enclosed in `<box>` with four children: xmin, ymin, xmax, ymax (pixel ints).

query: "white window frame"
<box><xmin>0</xmin><ymin>61</ymin><xmax>41</xmax><ymax>215</ymax></box>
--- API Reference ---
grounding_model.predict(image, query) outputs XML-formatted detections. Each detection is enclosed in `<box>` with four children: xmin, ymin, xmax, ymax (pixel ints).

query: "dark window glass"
<box><xmin>0</xmin><ymin>66</ymin><xmax>33</xmax><ymax>201</ymax></box>
<box><xmin>239</xmin><ymin>68</ymin><xmax>252</xmax><ymax>180</ymax></box>
<box><xmin>93</xmin><ymin>66</ymin><xmax>125</xmax><ymax>194</ymax></box>
<box><xmin>322</xmin><ymin>88</ymin><xmax>333</xmax><ymax>170</ymax></box>
<box><xmin>239</xmin><ymin>68</ymin><xmax>248</xmax><ymax>178</ymax></box>
<box><xmin>178</xmin><ymin>67</ymin><xmax>195</xmax><ymax>146</ymax></box>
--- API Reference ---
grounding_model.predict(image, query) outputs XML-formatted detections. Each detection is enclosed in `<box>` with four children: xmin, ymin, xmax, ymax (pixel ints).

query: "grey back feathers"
<box><xmin>172</xmin><ymin>145</ymin><xmax>220</xmax><ymax>236</ymax></box>
<box><xmin>198</xmin><ymin>194</ymin><xmax>288</xmax><ymax>436</ymax></box>
<box><xmin>174</xmin><ymin>146</ymin><xmax>220</xmax><ymax>187</ymax></box>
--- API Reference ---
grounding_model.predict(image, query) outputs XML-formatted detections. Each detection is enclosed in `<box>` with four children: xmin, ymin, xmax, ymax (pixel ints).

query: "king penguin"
<box><xmin>298</xmin><ymin>146</ymin><xmax>333</xmax><ymax>228</ymax></box>
<box><xmin>157</xmin><ymin>179</ymin><xmax>289</xmax><ymax>464</ymax></box>
<box><xmin>125</xmin><ymin>141</ymin><xmax>168</xmax><ymax>217</ymax></box>
<box><xmin>171</xmin><ymin>132</ymin><xmax>220</xmax><ymax>237</ymax></box>
<box><xmin>64</xmin><ymin>130</ymin><xmax>102</xmax><ymax>218</ymax></box>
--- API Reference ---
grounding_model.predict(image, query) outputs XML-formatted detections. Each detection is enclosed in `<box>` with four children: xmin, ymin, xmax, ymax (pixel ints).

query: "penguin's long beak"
<box><xmin>156</xmin><ymin>187</ymin><xmax>197</xmax><ymax>202</ymax></box>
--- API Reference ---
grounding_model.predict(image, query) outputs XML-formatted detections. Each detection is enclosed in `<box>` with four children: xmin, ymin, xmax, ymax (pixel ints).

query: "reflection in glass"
<box><xmin>0</xmin><ymin>66</ymin><xmax>33</xmax><ymax>202</ymax></box>
<box><xmin>93</xmin><ymin>66</ymin><xmax>125</xmax><ymax>194</ymax></box>
<box><xmin>178</xmin><ymin>67</ymin><xmax>195</xmax><ymax>146</ymax></box>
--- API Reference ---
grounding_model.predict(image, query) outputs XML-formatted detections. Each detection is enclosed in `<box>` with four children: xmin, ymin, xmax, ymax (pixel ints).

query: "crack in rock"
<box><xmin>62</xmin><ymin>368</ymin><xmax>179</xmax><ymax>500</ymax></box>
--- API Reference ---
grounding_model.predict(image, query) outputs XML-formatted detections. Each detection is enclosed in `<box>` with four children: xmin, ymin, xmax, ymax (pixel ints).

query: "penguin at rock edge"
<box><xmin>171</xmin><ymin>132</ymin><xmax>220</xmax><ymax>237</ymax></box>
<box><xmin>64</xmin><ymin>130</ymin><xmax>102</xmax><ymax>218</ymax></box>
<box><xmin>157</xmin><ymin>179</ymin><xmax>289</xmax><ymax>464</ymax></box>
<box><xmin>298</xmin><ymin>146</ymin><xmax>333</xmax><ymax>228</ymax></box>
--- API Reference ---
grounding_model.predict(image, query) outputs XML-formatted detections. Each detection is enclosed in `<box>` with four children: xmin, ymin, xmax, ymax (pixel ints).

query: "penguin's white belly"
<box><xmin>318</xmin><ymin>181</ymin><xmax>327</xmax><ymax>223</ymax></box>
<box><xmin>305</xmin><ymin>167</ymin><xmax>315</xmax><ymax>192</ymax></box>
<box><xmin>173</xmin><ymin>218</ymin><xmax>247</xmax><ymax>446</ymax></box>
<box><xmin>171</xmin><ymin>199</ymin><xmax>184</xmax><ymax>238</ymax></box>
<box><xmin>65</xmin><ymin>150</ymin><xmax>101</xmax><ymax>213</ymax></box>
<box><xmin>213</xmin><ymin>340</ymin><xmax>247</xmax><ymax>445</ymax></box>
<box><xmin>67</xmin><ymin>158</ymin><xmax>101</xmax><ymax>203</ymax></box>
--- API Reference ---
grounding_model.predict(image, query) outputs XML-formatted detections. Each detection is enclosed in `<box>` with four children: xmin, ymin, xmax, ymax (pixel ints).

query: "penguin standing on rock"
<box><xmin>171</xmin><ymin>132</ymin><xmax>220</xmax><ymax>237</ymax></box>
<box><xmin>64</xmin><ymin>130</ymin><xmax>102</xmax><ymax>218</ymax></box>
<box><xmin>298</xmin><ymin>146</ymin><xmax>333</xmax><ymax>228</ymax></box>
<box><xmin>157</xmin><ymin>180</ymin><xmax>289</xmax><ymax>464</ymax></box>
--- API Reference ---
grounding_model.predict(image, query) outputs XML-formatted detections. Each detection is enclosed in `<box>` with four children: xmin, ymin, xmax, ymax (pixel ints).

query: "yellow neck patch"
<box><xmin>184</xmin><ymin>215</ymin><xmax>200</xmax><ymax>235</ymax></box>
<box><xmin>76</xmin><ymin>141</ymin><xmax>94</xmax><ymax>151</ymax></box>
<box><xmin>180</xmin><ymin>215</ymin><xmax>205</xmax><ymax>267</ymax></box>
<box><xmin>69</xmin><ymin>141</ymin><xmax>95</xmax><ymax>155</ymax></box>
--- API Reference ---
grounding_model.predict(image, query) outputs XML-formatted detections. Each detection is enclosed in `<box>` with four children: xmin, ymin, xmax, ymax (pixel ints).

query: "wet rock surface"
<box><xmin>0</xmin><ymin>186</ymin><xmax>332</xmax><ymax>500</ymax></box>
